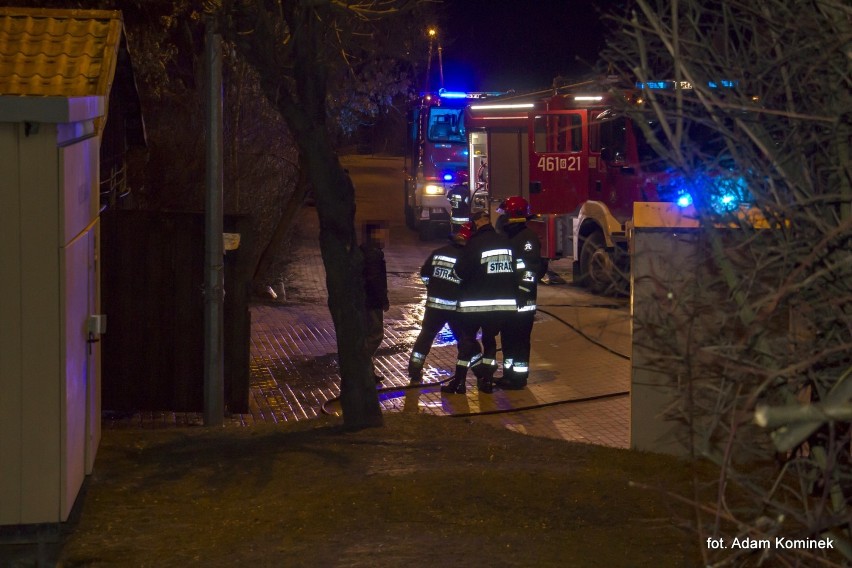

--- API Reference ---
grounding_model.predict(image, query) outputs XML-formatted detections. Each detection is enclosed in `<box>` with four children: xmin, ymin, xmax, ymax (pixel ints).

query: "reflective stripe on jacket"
<box><xmin>456</xmin><ymin>224</ymin><xmax>518</xmax><ymax>313</ymax></box>
<box><xmin>421</xmin><ymin>243</ymin><xmax>463</xmax><ymax>311</ymax></box>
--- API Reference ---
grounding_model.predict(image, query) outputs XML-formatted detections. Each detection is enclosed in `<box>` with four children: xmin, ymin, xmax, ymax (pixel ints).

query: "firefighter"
<box><xmin>446</xmin><ymin>210</ymin><xmax>517</xmax><ymax>394</ymax></box>
<box><xmin>496</xmin><ymin>196</ymin><xmax>547</xmax><ymax>390</ymax></box>
<box><xmin>447</xmin><ymin>182</ymin><xmax>471</xmax><ymax>234</ymax></box>
<box><xmin>408</xmin><ymin>223</ymin><xmax>473</xmax><ymax>385</ymax></box>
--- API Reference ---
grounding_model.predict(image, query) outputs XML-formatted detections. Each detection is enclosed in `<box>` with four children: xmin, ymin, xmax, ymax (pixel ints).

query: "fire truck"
<box><xmin>403</xmin><ymin>89</ymin><xmax>503</xmax><ymax>240</ymax></box>
<box><xmin>464</xmin><ymin>81</ymin><xmax>706</xmax><ymax>294</ymax></box>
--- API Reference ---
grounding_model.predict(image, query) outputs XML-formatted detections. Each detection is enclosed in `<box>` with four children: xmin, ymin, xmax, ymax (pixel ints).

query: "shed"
<box><xmin>0</xmin><ymin>7</ymin><xmax>124</xmax><ymax>525</ymax></box>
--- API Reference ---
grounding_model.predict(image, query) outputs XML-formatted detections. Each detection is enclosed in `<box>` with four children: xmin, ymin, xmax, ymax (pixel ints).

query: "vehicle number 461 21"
<box><xmin>537</xmin><ymin>156</ymin><xmax>581</xmax><ymax>172</ymax></box>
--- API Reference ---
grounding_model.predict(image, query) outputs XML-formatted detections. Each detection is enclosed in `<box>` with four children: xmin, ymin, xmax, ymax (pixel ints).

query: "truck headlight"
<box><xmin>424</xmin><ymin>184</ymin><xmax>444</xmax><ymax>195</ymax></box>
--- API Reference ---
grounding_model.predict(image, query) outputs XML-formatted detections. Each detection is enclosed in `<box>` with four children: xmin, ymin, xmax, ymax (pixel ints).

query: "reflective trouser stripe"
<box><xmin>459</xmin><ymin>353</ymin><xmax>483</xmax><ymax>369</ymax></box>
<box><xmin>411</xmin><ymin>352</ymin><xmax>425</xmax><ymax>363</ymax></box>
<box><xmin>482</xmin><ymin>358</ymin><xmax>497</xmax><ymax>368</ymax></box>
<box><xmin>426</xmin><ymin>297</ymin><xmax>458</xmax><ymax>310</ymax></box>
<box><xmin>458</xmin><ymin>299</ymin><xmax>517</xmax><ymax>312</ymax></box>
<box><xmin>503</xmin><ymin>358</ymin><xmax>514</xmax><ymax>370</ymax></box>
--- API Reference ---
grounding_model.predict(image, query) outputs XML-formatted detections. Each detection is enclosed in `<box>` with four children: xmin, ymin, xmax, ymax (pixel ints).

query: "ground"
<box><xmin>2</xmin><ymin>414</ymin><xmax>708</xmax><ymax>567</ymax></box>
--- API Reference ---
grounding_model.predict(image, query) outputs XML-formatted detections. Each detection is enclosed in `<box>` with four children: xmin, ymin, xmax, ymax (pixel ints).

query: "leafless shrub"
<box><xmin>603</xmin><ymin>0</ymin><xmax>851</xmax><ymax>565</ymax></box>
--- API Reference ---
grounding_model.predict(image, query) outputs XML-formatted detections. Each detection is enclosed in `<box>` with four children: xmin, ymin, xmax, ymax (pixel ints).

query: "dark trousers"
<box><xmin>480</xmin><ymin>319</ymin><xmax>501</xmax><ymax>378</ymax></box>
<box><xmin>364</xmin><ymin>308</ymin><xmax>384</xmax><ymax>372</ymax></box>
<box><xmin>411</xmin><ymin>308</ymin><xmax>458</xmax><ymax>363</ymax></box>
<box><xmin>458</xmin><ymin>311</ymin><xmax>510</xmax><ymax>379</ymax></box>
<box><xmin>502</xmin><ymin>311</ymin><xmax>535</xmax><ymax>383</ymax></box>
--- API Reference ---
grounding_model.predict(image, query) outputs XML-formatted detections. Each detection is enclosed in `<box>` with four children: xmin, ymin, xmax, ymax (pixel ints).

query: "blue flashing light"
<box><xmin>708</xmin><ymin>80</ymin><xmax>738</xmax><ymax>89</ymax></box>
<box><xmin>659</xmin><ymin>170</ymin><xmax>751</xmax><ymax>214</ymax></box>
<box><xmin>638</xmin><ymin>81</ymin><xmax>671</xmax><ymax>90</ymax></box>
<box><xmin>443</xmin><ymin>173</ymin><xmax>454</xmax><ymax>182</ymax></box>
<box><xmin>437</xmin><ymin>89</ymin><xmax>505</xmax><ymax>100</ymax></box>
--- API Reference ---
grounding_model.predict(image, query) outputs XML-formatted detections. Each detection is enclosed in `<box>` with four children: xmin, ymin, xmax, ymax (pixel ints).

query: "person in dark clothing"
<box><xmin>361</xmin><ymin>220</ymin><xmax>389</xmax><ymax>384</ymax></box>
<box><xmin>446</xmin><ymin>210</ymin><xmax>517</xmax><ymax>394</ymax></box>
<box><xmin>408</xmin><ymin>223</ymin><xmax>473</xmax><ymax>385</ymax></box>
<box><xmin>447</xmin><ymin>183</ymin><xmax>471</xmax><ymax>234</ymax></box>
<box><xmin>495</xmin><ymin>197</ymin><xmax>547</xmax><ymax>390</ymax></box>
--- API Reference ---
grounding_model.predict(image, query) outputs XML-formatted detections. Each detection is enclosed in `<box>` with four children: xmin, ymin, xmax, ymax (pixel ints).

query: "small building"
<box><xmin>0</xmin><ymin>7</ymin><xmax>142</xmax><ymax>525</ymax></box>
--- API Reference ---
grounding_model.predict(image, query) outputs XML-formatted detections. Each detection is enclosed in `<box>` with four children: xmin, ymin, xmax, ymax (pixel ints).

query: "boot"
<box><xmin>495</xmin><ymin>367</ymin><xmax>526</xmax><ymax>390</ymax></box>
<box><xmin>440</xmin><ymin>376</ymin><xmax>466</xmax><ymax>394</ymax></box>
<box><xmin>407</xmin><ymin>360</ymin><xmax>423</xmax><ymax>384</ymax></box>
<box><xmin>477</xmin><ymin>376</ymin><xmax>494</xmax><ymax>394</ymax></box>
<box><xmin>441</xmin><ymin>365</ymin><xmax>468</xmax><ymax>394</ymax></box>
<box><xmin>495</xmin><ymin>377</ymin><xmax>525</xmax><ymax>390</ymax></box>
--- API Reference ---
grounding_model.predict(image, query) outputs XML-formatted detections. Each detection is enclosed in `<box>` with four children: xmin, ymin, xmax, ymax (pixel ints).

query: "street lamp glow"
<box><xmin>428</xmin><ymin>28</ymin><xmax>437</xmax><ymax>37</ymax></box>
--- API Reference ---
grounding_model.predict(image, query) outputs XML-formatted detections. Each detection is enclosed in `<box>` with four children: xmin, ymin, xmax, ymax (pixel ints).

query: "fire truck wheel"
<box><xmin>580</xmin><ymin>230</ymin><xmax>618</xmax><ymax>295</ymax></box>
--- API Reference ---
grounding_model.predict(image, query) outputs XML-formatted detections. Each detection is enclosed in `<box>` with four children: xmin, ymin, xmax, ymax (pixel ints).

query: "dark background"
<box><xmin>434</xmin><ymin>0</ymin><xmax>626</xmax><ymax>94</ymax></box>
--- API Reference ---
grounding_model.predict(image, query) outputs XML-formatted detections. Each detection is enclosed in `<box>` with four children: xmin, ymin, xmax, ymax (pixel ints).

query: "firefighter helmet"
<box><xmin>500</xmin><ymin>196</ymin><xmax>530</xmax><ymax>220</ymax></box>
<box><xmin>454</xmin><ymin>222</ymin><xmax>474</xmax><ymax>242</ymax></box>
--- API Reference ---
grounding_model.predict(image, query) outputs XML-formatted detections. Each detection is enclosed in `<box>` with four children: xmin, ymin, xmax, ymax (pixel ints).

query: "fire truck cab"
<box><xmin>465</xmin><ymin>85</ymin><xmax>667</xmax><ymax>294</ymax></box>
<box><xmin>404</xmin><ymin>89</ymin><xmax>503</xmax><ymax>240</ymax></box>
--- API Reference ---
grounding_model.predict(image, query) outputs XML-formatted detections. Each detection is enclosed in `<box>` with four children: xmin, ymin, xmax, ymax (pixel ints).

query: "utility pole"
<box><xmin>437</xmin><ymin>43</ymin><xmax>444</xmax><ymax>89</ymax></box>
<box><xmin>203</xmin><ymin>14</ymin><xmax>224</xmax><ymax>427</ymax></box>
<box><xmin>425</xmin><ymin>27</ymin><xmax>436</xmax><ymax>92</ymax></box>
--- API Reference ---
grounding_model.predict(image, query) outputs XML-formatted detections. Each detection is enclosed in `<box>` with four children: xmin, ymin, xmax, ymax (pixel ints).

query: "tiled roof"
<box><xmin>0</xmin><ymin>7</ymin><xmax>123</xmax><ymax>98</ymax></box>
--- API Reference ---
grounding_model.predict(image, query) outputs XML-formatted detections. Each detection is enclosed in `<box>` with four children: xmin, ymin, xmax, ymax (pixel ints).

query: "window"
<box><xmin>534</xmin><ymin>115</ymin><xmax>547</xmax><ymax>151</ymax></box>
<box><xmin>533</xmin><ymin>114</ymin><xmax>582</xmax><ymax>153</ymax></box>
<box><xmin>595</xmin><ymin>112</ymin><xmax>627</xmax><ymax>164</ymax></box>
<box><xmin>427</xmin><ymin>108</ymin><xmax>465</xmax><ymax>143</ymax></box>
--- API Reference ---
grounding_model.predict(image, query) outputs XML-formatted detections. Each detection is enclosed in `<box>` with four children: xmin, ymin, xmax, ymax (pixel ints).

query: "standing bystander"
<box><xmin>361</xmin><ymin>220</ymin><xmax>389</xmax><ymax>384</ymax></box>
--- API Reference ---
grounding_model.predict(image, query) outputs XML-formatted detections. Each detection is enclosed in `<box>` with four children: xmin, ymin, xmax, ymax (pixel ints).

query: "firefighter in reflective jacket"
<box><xmin>496</xmin><ymin>196</ymin><xmax>547</xmax><ymax>390</ymax></box>
<box><xmin>447</xmin><ymin>183</ymin><xmax>470</xmax><ymax>234</ymax></box>
<box><xmin>444</xmin><ymin>210</ymin><xmax>517</xmax><ymax>394</ymax></box>
<box><xmin>408</xmin><ymin>223</ymin><xmax>473</xmax><ymax>384</ymax></box>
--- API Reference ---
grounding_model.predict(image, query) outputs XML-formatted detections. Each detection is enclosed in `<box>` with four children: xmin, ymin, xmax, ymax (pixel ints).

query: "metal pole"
<box><xmin>425</xmin><ymin>38</ymin><xmax>433</xmax><ymax>92</ymax></box>
<box><xmin>438</xmin><ymin>44</ymin><xmax>444</xmax><ymax>89</ymax></box>
<box><xmin>204</xmin><ymin>15</ymin><xmax>224</xmax><ymax>426</ymax></box>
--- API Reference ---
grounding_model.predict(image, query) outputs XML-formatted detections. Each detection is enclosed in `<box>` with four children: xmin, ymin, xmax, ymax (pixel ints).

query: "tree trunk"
<box><xmin>222</xmin><ymin>0</ymin><xmax>384</xmax><ymax>429</ymax></box>
<box><xmin>303</xmin><ymin>131</ymin><xmax>384</xmax><ymax>430</ymax></box>
<box><xmin>292</xmin><ymin>10</ymin><xmax>383</xmax><ymax>430</ymax></box>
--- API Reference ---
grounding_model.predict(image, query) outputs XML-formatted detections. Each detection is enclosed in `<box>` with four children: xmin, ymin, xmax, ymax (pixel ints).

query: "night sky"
<box><xmin>432</xmin><ymin>0</ymin><xmax>625</xmax><ymax>94</ymax></box>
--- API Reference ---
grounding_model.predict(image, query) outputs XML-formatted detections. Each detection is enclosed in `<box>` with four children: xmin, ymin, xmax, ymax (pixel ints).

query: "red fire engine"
<box><xmin>404</xmin><ymin>89</ymin><xmax>503</xmax><ymax>240</ymax></box>
<box><xmin>465</xmin><ymin>82</ymin><xmax>690</xmax><ymax>294</ymax></box>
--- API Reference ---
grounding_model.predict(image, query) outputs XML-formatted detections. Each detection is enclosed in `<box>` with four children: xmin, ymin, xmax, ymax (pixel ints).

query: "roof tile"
<box><xmin>0</xmin><ymin>7</ymin><xmax>123</xmax><ymax>98</ymax></box>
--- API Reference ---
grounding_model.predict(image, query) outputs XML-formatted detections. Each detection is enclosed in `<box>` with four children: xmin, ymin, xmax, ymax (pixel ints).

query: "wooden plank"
<box><xmin>0</xmin><ymin>123</ymin><xmax>23</xmax><ymax>525</ymax></box>
<box><xmin>18</xmin><ymin>124</ymin><xmax>61</xmax><ymax>523</ymax></box>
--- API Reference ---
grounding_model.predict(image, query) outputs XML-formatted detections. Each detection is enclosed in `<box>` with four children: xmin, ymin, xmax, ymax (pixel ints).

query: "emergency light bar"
<box><xmin>574</xmin><ymin>96</ymin><xmax>603</xmax><ymax>101</ymax></box>
<box><xmin>708</xmin><ymin>80</ymin><xmax>738</xmax><ymax>88</ymax></box>
<box><xmin>636</xmin><ymin>80</ymin><xmax>739</xmax><ymax>90</ymax></box>
<box><xmin>437</xmin><ymin>89</ymin><xmax>506</xmax><ymax>100</ymax></box>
